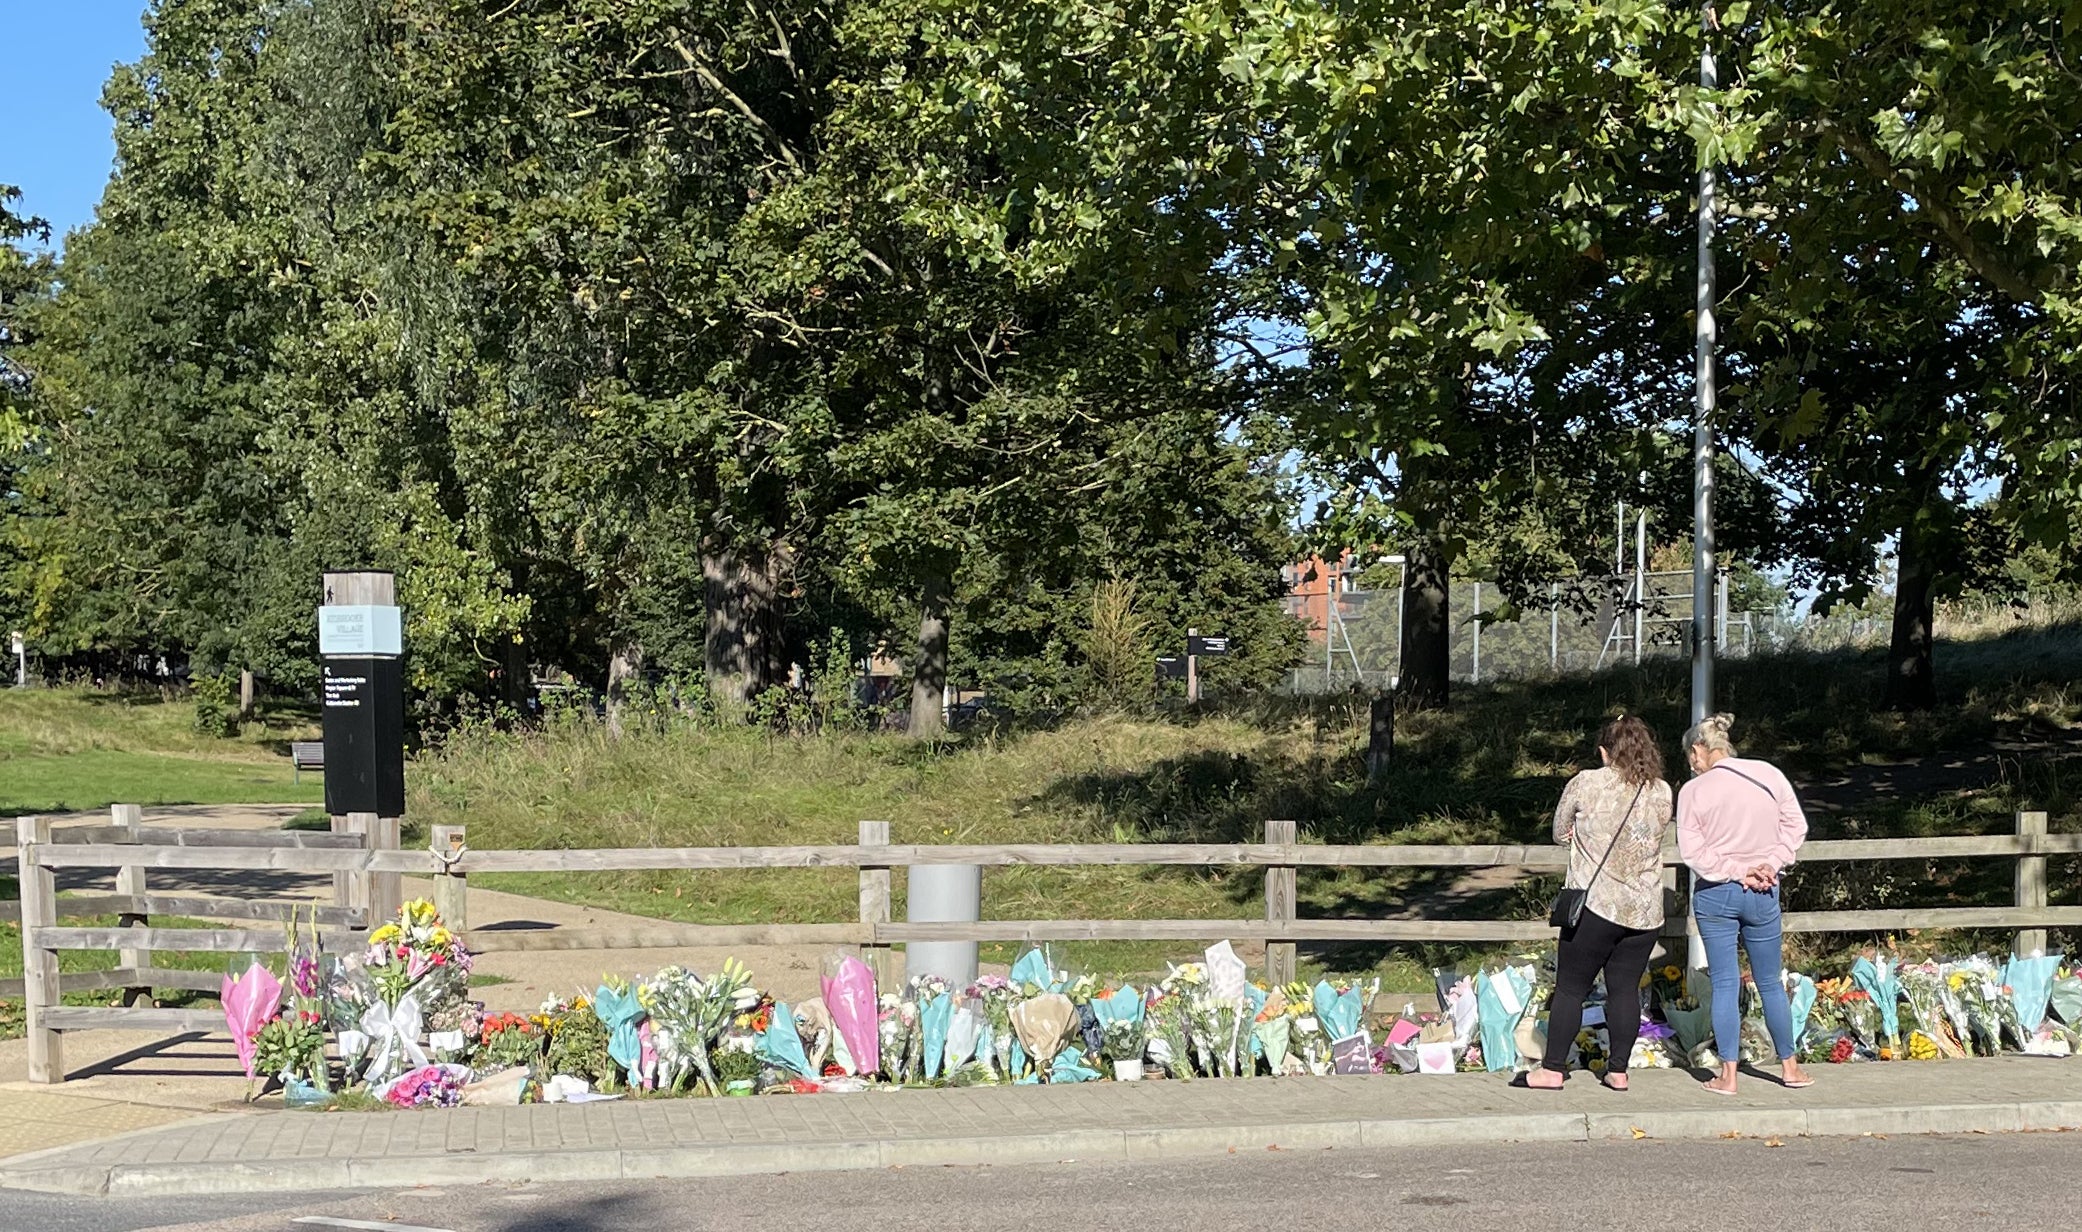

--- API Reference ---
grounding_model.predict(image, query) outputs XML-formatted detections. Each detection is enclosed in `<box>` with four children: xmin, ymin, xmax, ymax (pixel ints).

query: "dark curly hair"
<box><xmin>1599</xmin><ymin>715</ymin><xmax>1665</xmax><ymax>787</ymax></box>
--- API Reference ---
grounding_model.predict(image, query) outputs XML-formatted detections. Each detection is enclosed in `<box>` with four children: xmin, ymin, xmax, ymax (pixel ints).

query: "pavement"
<box><xmin>2</xmin><ymin>1131</ymin><xmax>2061</xmax><ymax>1232</ymax></box>
<box><xmin>0</xmin><ymin>1057</ymin><xmax>2076</xmax><ymax>1197</ymax></box>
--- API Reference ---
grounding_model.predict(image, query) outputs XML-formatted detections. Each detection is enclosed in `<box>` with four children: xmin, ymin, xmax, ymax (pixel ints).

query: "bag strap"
<box><xmin>1713</xmin><ymin>762</ymin><xmax>1779</xmax><ymax>801</ymax></box>
<box><xmin>1577</xmin><ymin>782</ymin><xmax>1647</xmax><ymax>894</ymax></box>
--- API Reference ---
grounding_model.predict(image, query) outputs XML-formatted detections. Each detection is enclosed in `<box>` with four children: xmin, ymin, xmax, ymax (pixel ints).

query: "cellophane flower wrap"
<box><xmin>877</xmin><ymin>993</ymin><xmax>913</xmax><ymax>1083</ymax></box>
<box><xmin>1850</xmin><ymin>956</ymin><xmax>1902</xmax><ymax>1057</ymax></box>
<box><xmin>970</xmin><ymin>976</ymin><xmax>1018</xmax><ymax>1080</ymax></box>
<box><xmin>383</xmin><ymin>1064</ymin><xmax>465</xmax><ymax>1109</ymax></box>
<box><xmin>1094</xmin><ymin>985</ymin><xmax>1148</xmax><ymax>1064</ymax></box>
<box><xmin>364</xmin><ymin>899</ymin><xmax>471</xmax><ymax>1012</ymax></box>
<box><xmin>1145</xmin><ymin>990</ymin><xmax>1194</xmax><ymax>1080</ymax></box>
<box><xmin>644</xmin><ymin>960</ymin><xmax>754</xmax><ymax>1095</ymax></box>
<box><xmin>1898</xmin><ymin>964</ymin><xmax>1965</xmax><ymax>1058</ymax></box>
<box><xmin>910</xmin><ymin>976</ymin><xmax>952</xmax><ymax>1080</ymax></box>
<box><xmin>821</xmin><ymin>955</ymin><xmax>881</xmax><ymax>1078</ymax></box>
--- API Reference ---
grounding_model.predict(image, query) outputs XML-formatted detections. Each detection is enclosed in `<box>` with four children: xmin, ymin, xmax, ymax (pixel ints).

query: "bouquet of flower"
<box><xmin>427</xmin><ymin>999</ymin><xmax>483</xmax><ymax>1066</ymax></box>
<box><xmin>478</xmin><ymin>1012</ymin><xmax>546</xmax><ymax>1072</ymax></box>
<box><xmin>253</xmin><ymin>1013</ymin><xmax>326</xmax><ymax>1088</ymax></box>
<box><xmin>643</xmin><ymin>960</ymin><xmax>756</xmax><ymax>1096</ymax></box>
<box><xmin>877</xmin><ymin>993</ymin><xmax>913</xmax><ymax>1084</ymax></box>
<box><xmin>1897</xmin><ymin>965</ymin><xmax>1966</xmax><ymax>1058</ymax></box>
<box><xmin>383</xmin><ymin>1064</ymin><xmax>465</xmax><ymax>1109</ymax></box>
<box><xmin>1146</xmin><ymin>992</ymin><xmax>1195</xmax><ymax>1080</ymax></box>
<box><xmin>1660</xmin><ymin>968</ymin><xmax>1716</xmax><ymax>1064</ymax></box>
<box><xmin>970</xmin><ymin>976</ymin><xmax>1019</xmax><ymax>1080</ymax></box>
<box><xmin>1629</xmin><ymin>1019</ymin><xmax>1677</xmax><ymax>1069</ymax></box>
<box><xmin>1851</xmin><ymin>956</ymin><xmax>1902</xmax><ymax>1058</ymax></box>
<box><xmin>364</xmin><ymin>899</ymin><xmax>471</xmax><ymax>1013</ymax></box>
<box><xmin>1942</xmin><ymin>961</ymin><xmax>2002</xmax><ymax>1055</ymax></box>
<box><xmin>543</xmin><ymin>994</ymin><xmax>615</xmax><ymax>1088</ymax></box>
<box><xmin>1094</xmin><ymin>986</ymin><xmax>1148</xmax><ymax>1065</ymax></box>
<box><xmin>1836</xmin><ymin>988</ymin><xmax>1882</xmax><ymax>1051</ymax></box>
<box><xmin>1737</xmin><ymin>978</ymin><xmax>1777</xmax><ymax>1065</ymax></box>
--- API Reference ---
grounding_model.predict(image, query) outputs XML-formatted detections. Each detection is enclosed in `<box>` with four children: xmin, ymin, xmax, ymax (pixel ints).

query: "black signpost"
<box><xmin>321</xmin><ymin>657</ymin><xmax>405</xmax><ymax>817</ymax></box>
<box><xmin>319</xmin><ymin>571</ymin><xmax>406</xmax><ymax>917</ymax></box>
<box><xmin>1181</xmin><ymin>628</ymin><xmax>1232</xmax><ymax>703</ymax></box>
<box><xmin>1156</xmin><ymin>655</ymin><xmax>1186</xmax><ymax>681</ymax></box>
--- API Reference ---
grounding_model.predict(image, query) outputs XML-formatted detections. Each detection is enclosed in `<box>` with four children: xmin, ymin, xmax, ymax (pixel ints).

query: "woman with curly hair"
<box><xmin>1518</xmin><ymin>714</ymin><xmax>1672</xmax><ymax>1091</ymax></box>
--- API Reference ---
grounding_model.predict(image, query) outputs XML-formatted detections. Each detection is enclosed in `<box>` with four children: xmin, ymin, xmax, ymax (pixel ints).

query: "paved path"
<box><xmin>1</xmin><ymin>1057</ymin><xmax>2076</xmax><ymax>1196</ymax></box>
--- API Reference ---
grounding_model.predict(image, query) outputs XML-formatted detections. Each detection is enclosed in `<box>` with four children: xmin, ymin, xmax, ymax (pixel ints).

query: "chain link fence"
<box><xmin>1285</xmin><ymin>570</ymin><xmax>1767</xmax><ymax>694</ymax></box>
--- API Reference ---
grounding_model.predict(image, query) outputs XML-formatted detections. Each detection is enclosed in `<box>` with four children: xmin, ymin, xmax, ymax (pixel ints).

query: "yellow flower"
<box><xmin>370</xmin><ymin>924</ymin><xmax>401</xmax><ymax>944</ymax></box>
<box><xmin>429</xmin><ymin>928</ymin><xmax>453</xmax><ymax>948</ymax></box>
<box><xmin>1662</xmin><ymin>966</ymin><xmax>1682</xmax><ymax>981</ymax></box>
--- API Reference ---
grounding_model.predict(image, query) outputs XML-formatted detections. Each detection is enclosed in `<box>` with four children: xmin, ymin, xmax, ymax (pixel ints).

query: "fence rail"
<box><xmin>9</xmin><ymin>807</ymin><xmax>2074</xmax><ymax>1084</ymax></box>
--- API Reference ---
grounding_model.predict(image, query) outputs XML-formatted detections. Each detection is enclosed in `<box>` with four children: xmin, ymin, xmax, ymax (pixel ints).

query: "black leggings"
<box><xmin>1541</xmin><ymin>909</ymin><xmax>1658</xmax><ymax>1075</ymax></box>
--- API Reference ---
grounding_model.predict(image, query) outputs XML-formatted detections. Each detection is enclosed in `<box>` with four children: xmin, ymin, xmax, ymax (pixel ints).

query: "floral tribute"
<box><xmin>216</xmin><ymin>913</ymin><xmax>2082</xmax><ymax>1109</ymax></box>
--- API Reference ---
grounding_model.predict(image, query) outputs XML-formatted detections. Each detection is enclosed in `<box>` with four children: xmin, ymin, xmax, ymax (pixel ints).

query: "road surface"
<box><xmin>3</xmin><ymin>1130</ymin><xmax>2065</xmax><ymax>1232</ymax></box>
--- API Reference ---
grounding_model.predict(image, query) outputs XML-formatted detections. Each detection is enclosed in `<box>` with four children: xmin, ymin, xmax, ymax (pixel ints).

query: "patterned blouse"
<box><xmin>1552</xmin><ymin>766</ymin><xmax>1674</xmax><ymax>932</ymax></box>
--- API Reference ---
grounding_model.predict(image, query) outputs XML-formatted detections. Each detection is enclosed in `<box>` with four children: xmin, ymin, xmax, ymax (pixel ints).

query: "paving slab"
<box><xmin>2</xmin><ymin>1057</ymin><xmax>2077</xmax><ymax>1197</ymax></box>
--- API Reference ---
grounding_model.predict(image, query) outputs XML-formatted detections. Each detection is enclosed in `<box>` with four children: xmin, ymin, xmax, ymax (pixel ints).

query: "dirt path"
<box><xmin>1793</xmin><ymin>725</ymin><xmax>2082</xmax><ymax>815</ymax></box>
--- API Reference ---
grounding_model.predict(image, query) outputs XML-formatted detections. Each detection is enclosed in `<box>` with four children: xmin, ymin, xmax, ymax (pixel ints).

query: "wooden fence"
<box><xmin>10</xmin><ymin>807</ymin><xmax>2079</xmax><ymax>1084</ymax></box>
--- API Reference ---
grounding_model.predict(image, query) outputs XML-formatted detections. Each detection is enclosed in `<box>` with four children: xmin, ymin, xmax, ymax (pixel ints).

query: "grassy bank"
<box><xmin>0</xmin><ymin>614</ymin><xmax>2072</xmax><ymax>987</ymax></box>
<box><xmin>0</xmin><ymin>689</ymin><xmax>321</xmax><ymax>815</ymax></box>
<box><xmin>413</xmin><ymin>615</ymin><xmax>2082</xmax><ymax>977</ymax></box>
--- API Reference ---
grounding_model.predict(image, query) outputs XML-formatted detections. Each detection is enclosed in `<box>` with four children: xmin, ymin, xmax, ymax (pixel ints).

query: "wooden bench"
<box><xmin>290</xmin><ymin>740</ymin><xmax>324</xmax><ymax>783</ymax></box>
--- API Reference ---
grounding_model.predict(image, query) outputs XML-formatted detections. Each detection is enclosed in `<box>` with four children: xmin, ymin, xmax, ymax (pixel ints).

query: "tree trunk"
<box><xmin>238</xmin><ymin>670</ymin><xmax>255</xmax><ymax>718</ymax></box>
<box><xmin>1399</xmin><ymin>536</ymin><xmax>1451</xmax><ymax>710</ymax></box>
<box><xmin>907</xmin><ymin>569</ymin><xmax>953</xmax><ymax>739</ymax></box>
<box><xmin>703</xmin><ymin>545</ymin><xmax>788</xmax><ymax>708</ymax></box>
<box><xmin>1365</xmin><ymin>690</ymin><xmax>1395</xmax><ymax>782</ymax></box>
<box><xmin>499</xmin><ymin>636</ymin><xmax>530</xmax><ymax>716</ymax></box>
<box><xmin>605</xmin><ymin>642</ymin><xmax>644</xmax><ymax>739</ymax></box>
<box><xmin>1885</xmin><ymin>520</ymin><xmax>1938</xmax><ymax>711</ymax></box>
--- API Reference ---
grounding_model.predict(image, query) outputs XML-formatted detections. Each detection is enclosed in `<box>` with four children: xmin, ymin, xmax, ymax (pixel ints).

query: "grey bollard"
<box><xmin>906</xmin><ymin>864</ymin><xmax>981</xmax><ymax>987</ymax></box>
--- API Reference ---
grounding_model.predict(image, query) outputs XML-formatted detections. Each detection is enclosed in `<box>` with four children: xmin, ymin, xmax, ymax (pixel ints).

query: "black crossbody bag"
<box><xmin>1548</xmin><ymin>782</ymin><xmax>1647</xmax><ymax>933</ymax></box>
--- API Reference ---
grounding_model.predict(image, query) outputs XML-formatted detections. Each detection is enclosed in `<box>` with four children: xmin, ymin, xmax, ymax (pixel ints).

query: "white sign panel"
<box><xmin>318</xmin><ymin>605</ymin><xmax>403</xmax><ymax>657</ymax></box>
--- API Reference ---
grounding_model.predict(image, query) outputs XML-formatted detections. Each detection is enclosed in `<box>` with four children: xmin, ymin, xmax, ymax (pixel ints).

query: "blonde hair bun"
<box><xmin>1685</xmin><ymin>712</ymin><xmax>1738</xmax><ymax>757</ymax></box>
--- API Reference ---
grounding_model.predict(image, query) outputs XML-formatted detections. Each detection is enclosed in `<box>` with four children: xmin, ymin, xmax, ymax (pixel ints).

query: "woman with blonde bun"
<box><xmin>1677</xmin><ymin>713</ymin><xmax>1813</xmax><ymax>1095</ymax></box>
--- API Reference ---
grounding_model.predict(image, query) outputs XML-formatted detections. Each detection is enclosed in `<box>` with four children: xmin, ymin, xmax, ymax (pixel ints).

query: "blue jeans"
<box><xmin>1693</xmin><ymin>881</ymin><xmax>1797</xmax><ymax>1065</ymax></box>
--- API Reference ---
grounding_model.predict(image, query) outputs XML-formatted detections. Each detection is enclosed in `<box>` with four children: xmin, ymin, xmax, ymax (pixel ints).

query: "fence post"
<box><xmin>1265</xmin><ymin>819</ymin><xmax>1297</xmax><ymax>986</ymax></box>
<box><xmin>1658</xmin><ymin>843</ymin><xmax>1692</xmax><ymax>970</ymax></box>
<box><xmin>430</xmin><ymin>824</ymin><xmax>467</xmax><ymax>934</ymax></box>
<box><xmin>331</xmin><ymin>813</ymin><xmax>365</xmax><ymax>914</ymax></box>
<box><xmin>370</xmin><ymin>814</ymin><xmax>403</xmax><ymax>925</ymax></box>
<box><xmin>2016</xmin><ymin>809</ymin><xmax>2049</xmax><ymax>957</ymax></box>
<box><xmin>16</xmin><ymin>816</ymin><xmax>61</xmax><ymax>1083</ymax></box>
<box><xmin>112</xmin><ymin>804</ymin><xmax>149</xmax><ymax>1006</ymax></box>
<box><xmin>858</xmin><ymin>820</ymin><xmax>897</xmax><ymax>988</ymax></box>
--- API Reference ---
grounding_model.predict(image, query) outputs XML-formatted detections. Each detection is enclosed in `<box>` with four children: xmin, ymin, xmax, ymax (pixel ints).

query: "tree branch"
<box><xmin>670</xmin><ymin>39</ymin><xmax>803</xmax><ymax>174</ymax></box>
<box><xmin>1819</xmin><ymin>116</ymin><xmax>2045</xmax><ymax>308</ymax></box>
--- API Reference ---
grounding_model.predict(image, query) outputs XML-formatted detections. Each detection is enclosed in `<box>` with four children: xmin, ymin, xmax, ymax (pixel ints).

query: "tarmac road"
<box><xmin>2</xmin><ymin>1130</ymin><xmax>2068</xmax><ymax>1232</ymax></box>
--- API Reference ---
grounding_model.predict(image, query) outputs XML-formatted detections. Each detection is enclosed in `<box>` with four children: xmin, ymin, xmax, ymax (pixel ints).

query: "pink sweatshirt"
<box><xmin>1676</xmin><ymin>757</ymin><xmax>1808</xmax><ymax>883</ymax></box>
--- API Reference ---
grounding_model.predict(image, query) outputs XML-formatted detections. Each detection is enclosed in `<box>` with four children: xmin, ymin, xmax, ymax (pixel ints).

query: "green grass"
<box><xmin>1</xmin><ymin>613</ymin><xmax>2075</xmax><ymax>991</ymax></box>
<box><xmin>0</xmin><ymin>911</ymin><xmax>234</xmax><ymax>1041</ymax></box>
<box><xmin>0</xmin><ymin>688</ymin><xmax>321</xmax><ymax>815</ymax></box>
<box><xmin>409</xmin><ymin>615</ymin><xmax>2082</xmax><ymax>981</ymax></box>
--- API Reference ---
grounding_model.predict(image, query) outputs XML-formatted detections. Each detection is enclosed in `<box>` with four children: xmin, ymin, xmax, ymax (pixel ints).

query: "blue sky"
<box><xmin>0</xmin><ymin>3</ymin><xmax>149</xmax><ymax>246</ymax></box>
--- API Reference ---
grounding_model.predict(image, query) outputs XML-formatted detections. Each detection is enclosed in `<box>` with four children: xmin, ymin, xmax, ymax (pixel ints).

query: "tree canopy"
<box><xmin>5</xmin><ymin>0</ymin><xmax>2074</xmax><ymax>720</ymax></box>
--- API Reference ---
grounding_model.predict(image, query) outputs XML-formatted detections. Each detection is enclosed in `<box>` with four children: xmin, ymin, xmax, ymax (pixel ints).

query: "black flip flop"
<box><xmin>1509</xmin><ymin>1072</ymin><xmax>1562</xmax><ymax>1090</ymax></box>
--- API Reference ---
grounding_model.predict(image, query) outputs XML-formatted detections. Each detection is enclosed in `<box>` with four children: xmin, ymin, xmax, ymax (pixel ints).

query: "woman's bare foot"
<box><xmin>1780</xmin><ymin>1059</ymin><xmax>1814</xmax><ymax>1089</ymax></box>
<box><xmin>1703</xmin><ymin>1060</ymin><xmax>1739</xmax><ymax>1096</ymax></box>
<box><xmin>1601</xmin><ymin>1072</ymin><xmax>1628</xmax><ymax>1091</ymax></box>
<box><xmin>1523</xmin><ymin>1068</ymin><xmax>1565</xmax><ymax>1089</ymax></box>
